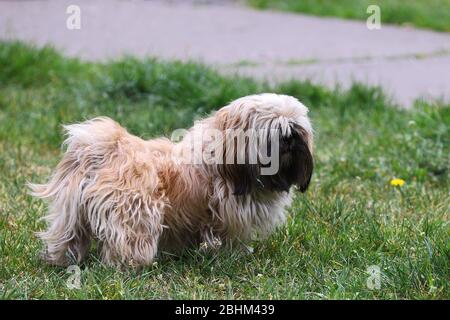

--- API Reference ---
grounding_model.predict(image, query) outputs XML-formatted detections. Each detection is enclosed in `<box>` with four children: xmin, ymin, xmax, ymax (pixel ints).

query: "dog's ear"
<box><xmin>218</xmin><ymin>163</ymin><xmax>259</xmax><ymax>196</ymax></box>
<box><xmin>214</xmin><ymin>109</ymin><xmax>261</xmax><ymax>195</ymax></box>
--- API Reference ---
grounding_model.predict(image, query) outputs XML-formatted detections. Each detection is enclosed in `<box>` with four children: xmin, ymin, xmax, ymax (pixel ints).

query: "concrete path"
<box><xmin>1</xmin><ymin>0</ymin><xmax>449</xmax><ymax>107</ymax></box>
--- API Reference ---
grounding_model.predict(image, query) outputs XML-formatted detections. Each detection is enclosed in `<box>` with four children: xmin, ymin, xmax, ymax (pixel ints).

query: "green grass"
<box><xmin>0</xmin><ymin>41</ymin><xmax>449</xmax><ymax>299</ymax></box>
<box><xmin>248</xmin><ymin>0</ymin><xmax>450</xmax><ymax>32</ymax></box>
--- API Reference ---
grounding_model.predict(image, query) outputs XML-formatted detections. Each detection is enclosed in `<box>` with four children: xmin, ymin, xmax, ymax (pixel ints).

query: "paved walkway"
<box><xmin>1</xmin><ymin>0</ymin><xmax>449</xmax><ymax>107</ymax></box>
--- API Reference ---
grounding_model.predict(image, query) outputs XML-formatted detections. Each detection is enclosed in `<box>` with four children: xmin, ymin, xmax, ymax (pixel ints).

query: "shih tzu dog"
<box><xmin>30</xmin><ymin>93</ymin><xmax>313</xmax><ymax>267</ymax></box>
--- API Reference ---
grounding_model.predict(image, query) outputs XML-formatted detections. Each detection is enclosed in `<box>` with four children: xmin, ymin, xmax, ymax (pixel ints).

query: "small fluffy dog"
<box><xmin>30</xmin><ymin>93</ymin><xmax>313</xmax><ymax>267</ymax></box>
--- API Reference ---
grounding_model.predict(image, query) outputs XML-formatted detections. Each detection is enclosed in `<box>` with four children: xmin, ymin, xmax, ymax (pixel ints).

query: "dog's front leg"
<box><xmin>199</xmin><ymin>225</ymin><xmax>223</xmax><ymax>251</ymax></box>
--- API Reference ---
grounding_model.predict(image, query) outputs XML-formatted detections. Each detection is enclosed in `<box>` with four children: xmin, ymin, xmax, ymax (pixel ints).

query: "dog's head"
<box><xmin>212</xmin><ymin>93</ymin><xmax>314</xmax><ymax>196</ymax></box>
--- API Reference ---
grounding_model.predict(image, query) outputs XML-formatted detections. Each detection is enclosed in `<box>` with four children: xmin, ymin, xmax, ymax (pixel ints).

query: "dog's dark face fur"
<box><xmin>219</xmin><ymin>124</ymin><xmax>313</xmax><ymax>196</ymax></box>
<box><xmin>260</xmin><ymin>125</ymin><xmax>313</xmax><ymax>194</ymax></box>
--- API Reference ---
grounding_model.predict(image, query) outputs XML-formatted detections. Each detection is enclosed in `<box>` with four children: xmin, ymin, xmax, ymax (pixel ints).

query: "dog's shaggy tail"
<box><xmin>29</xmin><ymin>117</ymin><xmax>125</xmax><ymax>266</ymax></box>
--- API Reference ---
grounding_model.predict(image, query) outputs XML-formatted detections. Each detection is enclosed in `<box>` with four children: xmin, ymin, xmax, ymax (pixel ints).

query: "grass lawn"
<box><xmin>248</xmin><ymin>0</ymin><xmax>450</xmax><ymax>32</ymax></box>
<box><xmin>0</xmin><ymin>41</ymin><xmax>449</xmax><ymax>299</ymax></box>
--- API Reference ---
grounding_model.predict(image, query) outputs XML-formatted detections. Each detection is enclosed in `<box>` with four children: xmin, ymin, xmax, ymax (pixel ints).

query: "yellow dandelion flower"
<box><xmin>390</xmin><ymin>178</ymin><xmax>405</xmax><ymax>187</ymax></box>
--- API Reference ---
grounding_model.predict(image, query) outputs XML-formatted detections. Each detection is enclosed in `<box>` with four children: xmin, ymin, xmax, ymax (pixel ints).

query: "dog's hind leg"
<box><xmin>29</xmin><ymin>162</ymin><xmax>91</xmax><ymax>266</ymax></box>
<box><xmin>95</xmin><ymin>194</ymin><xmax>165</xmax><ymax>267</ymax></box>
